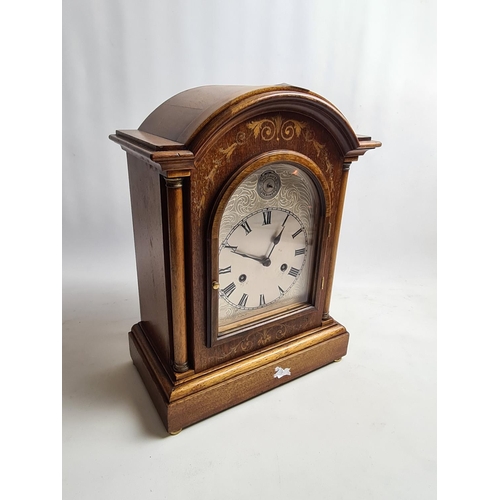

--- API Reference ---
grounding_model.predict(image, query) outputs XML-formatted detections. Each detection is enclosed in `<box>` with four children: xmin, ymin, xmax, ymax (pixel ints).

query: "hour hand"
<box><xmin>267</xmin><ymin>214</ymin><xmax>289</xmax><ymax>258</ymax></box>
<box><xmin>225</xmin><ymin>245</ymin><xmax>268</xmax><ymax>264</ymax></box>
<box><xmin>231</xmin><ymin>248</ymin><xmax>266</xmax><ymax>263</ymax></box>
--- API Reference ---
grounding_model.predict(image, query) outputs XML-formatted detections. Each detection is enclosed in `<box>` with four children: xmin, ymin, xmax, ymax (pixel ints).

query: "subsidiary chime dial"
<box><xmin>217</xmin><ymin>163</ymin><xmax>320</xmax><ymax>333</ymax></box>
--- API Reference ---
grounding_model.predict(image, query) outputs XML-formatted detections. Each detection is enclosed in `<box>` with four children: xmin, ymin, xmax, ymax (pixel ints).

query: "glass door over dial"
<box><xmin>217</xmin><ymin>162</ymin><xmax>320</xmax><ymax>335</ymax></box>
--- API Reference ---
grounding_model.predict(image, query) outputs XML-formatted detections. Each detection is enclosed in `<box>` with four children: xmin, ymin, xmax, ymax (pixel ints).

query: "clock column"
<box><xmin>165</xmin><ymin>176</ymin><xmax>189</xmax><ymax>372</ymax></box>
<box><xmin>323</xmin><ymin>161</ymin><xmax>351</xmax><ymax>320</ymax></box>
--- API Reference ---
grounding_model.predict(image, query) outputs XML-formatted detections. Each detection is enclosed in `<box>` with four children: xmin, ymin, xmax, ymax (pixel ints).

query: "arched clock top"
<box><xmin>110</xmin><ymin>84</ymin><xmax>381</xmax><ymax>166</ymax></box>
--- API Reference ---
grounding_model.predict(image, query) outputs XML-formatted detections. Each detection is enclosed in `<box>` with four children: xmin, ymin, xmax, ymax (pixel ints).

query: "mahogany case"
<box><xmin>110</xmin><ymin>84</ymin><xmax>381</xmax><ymax>433</ymax></box>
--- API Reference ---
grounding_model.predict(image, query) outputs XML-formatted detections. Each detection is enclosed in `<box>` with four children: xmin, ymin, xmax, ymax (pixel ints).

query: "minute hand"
<box><xmin>266</xmin><ymin>215</ymin><xmax>289</xmax><ymax>258</ymax></box>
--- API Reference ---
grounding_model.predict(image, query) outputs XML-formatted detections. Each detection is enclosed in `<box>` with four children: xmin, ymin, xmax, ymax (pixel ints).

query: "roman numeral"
<box><xmin>294</xmin><ymin>248</ymin><xmax>306</xmax><ymax>256</ymax></box>
<box><xmin>292</xmin><ymin>228</ymin><xmax>303</xmax><ymax>239</ymax></box>
<box><xmin>262</xmin><ymin>210</ymin><xmax>271</xmax><ymax>225</ymax></box>
<box><xmin>240</xmin><ymin>220</ymin><xmax>252</xmax><ymax>235</ymax></box>
<box><xmin>238</xmin><ymin>293</ymin><xmax>248</xmax><ymax>307</ymax></box>
<box><xmin>219</xmin><ymin>266</ymin><xmax>231</xmax><ymax>274</ymax></box>
<box><xmin>288</xmin><ymin>267</ymin><xmax>300</xmax><ymax>278</ymax></box>
<box><xmin>278</xmin><ymin>286</ymin><xmax>285</xmax><ymax>295</ymax></box>
<box><xmin>222</xmin><ymin>282</ymin><xmax>236</xmax><ymax>297</ymax></box>
<box><xmin>259</xmin><ymin>294</ymin><xmax>266</xmax><ymax>306</ymax></box>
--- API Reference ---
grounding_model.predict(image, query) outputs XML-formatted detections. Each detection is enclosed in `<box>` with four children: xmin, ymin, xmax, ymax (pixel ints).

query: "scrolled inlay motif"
<box><xmin>275</xmin><ymin>324</ymin><xmax>288</xmax><ymax>340</ymax></box>
<box><xmin>219</xmin><ymin>131</ymin><xmax>247</xmax><ymax>161</ymax></box>
<box><xmin>208</xmin><ymin>322</ymin><xmax>291</xmax><ymax>363</ymax></box>
<box><xmin>247</xmin><ymin>116</ymin><xmax>306</xmax><ymax>142</ymax></box>
<box><xmin>212</xmin><ymin>115</ymin><xmax>332</xmax><ymax>182</ymax></box>
<box><xmin>304</xmin><ymin>128</ymin><xmax>333</xmax><ymax>173</ymax></box>
<box><xmin>281</xmin><ymin>119</ymin><xmax>305</xmax><ymax>141</ymax></box>
<box><xmin>249</xmin><ymin>118</ymin><xmax>276</xmax><ymax>141</ymax></box>
<box><xmin>257</xmin><ymin>331</ymin><xmax>272</xmax><ymax>347</ymax></box>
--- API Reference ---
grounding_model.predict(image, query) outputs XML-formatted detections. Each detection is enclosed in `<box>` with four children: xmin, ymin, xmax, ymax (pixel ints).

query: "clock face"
<box><xmin>217</xmin><ymin>162</ymin><xmax>320</xmax><ymax>335</ymax></box>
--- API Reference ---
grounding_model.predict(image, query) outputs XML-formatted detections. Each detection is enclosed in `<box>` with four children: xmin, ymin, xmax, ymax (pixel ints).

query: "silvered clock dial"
<box><xmin>217</xmin><ymin>162</ymin><xmax>320</xmax><ymax>336</ymax></box>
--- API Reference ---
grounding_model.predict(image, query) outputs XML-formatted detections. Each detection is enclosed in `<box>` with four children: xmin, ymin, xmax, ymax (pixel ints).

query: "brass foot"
<box><xmin>333</xmin><ymin>358</ymin><xmax>342</xmax><ymax>362</ymax></box>
<box><xmin>169</xmin><ymin>428</ymin><xmax>183</xmax><ymax>435</ymax></box>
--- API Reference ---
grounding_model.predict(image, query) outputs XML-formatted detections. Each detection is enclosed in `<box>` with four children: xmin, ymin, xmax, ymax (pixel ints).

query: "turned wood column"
<box><xmin>323</xmin><ymin>162</ymin><xmax>351</xmax><ymax>320</ymax></box>
<box><xmin>165</xmin><ymin>176</ymin><xmax>189</xmax><ymax>372</ymax></box>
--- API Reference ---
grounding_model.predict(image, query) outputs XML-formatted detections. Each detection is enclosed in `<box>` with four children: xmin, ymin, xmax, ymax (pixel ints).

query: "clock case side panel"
<box><xmin>207</xmin><ymin>151</ymin><xmax>333</xmax><ymax>348</ymax></box>
<box><xmin>126</xmin><ymin>154</ymin><xmax>174</xmax><ymax>370</ymax></box>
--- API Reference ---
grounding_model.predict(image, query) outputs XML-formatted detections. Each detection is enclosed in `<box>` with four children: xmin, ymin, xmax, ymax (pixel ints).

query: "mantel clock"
<box><xmin>110</xmin><ymin>84</ymin><xmax>381</xmax><ymax>434</ymax></box>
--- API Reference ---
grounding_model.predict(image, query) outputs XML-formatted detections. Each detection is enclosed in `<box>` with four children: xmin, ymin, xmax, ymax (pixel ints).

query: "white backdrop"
<box><xmin>63</xmin><ymin>1</ymin><xmax>436</xmax><ymax>498</ymax></box>
<box><xmin>63</xmin><ymin>0</ymin><xmax>435</xmax><ymax>286</ymax></box>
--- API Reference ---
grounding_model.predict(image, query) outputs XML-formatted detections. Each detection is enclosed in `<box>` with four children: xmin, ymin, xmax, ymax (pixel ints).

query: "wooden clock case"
<box><xmin>110</xmin><ymin>84</ymin><xmax>380</xmax><ymax>433</ymax></box>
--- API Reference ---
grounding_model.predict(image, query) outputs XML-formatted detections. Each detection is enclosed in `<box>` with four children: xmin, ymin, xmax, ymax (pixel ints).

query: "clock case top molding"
<box><xmin>110</xmin><ymin>84</ymin><xmax>381</xmax><ymax>433</ymax></box>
